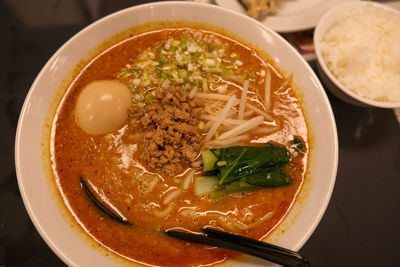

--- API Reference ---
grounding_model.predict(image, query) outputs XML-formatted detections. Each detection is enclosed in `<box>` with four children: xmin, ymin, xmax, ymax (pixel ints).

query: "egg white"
<box><xmin>75</xmin><ymin>80</ymin><xmax>131</xmax><ymax>135</ymax></box>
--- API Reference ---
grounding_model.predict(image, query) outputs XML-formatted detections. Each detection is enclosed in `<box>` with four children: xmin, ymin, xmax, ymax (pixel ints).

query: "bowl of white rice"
<box><xmin>314</xmin><ymin>1</ymin><xmax>400</xmax><ymax>108</ymax></box>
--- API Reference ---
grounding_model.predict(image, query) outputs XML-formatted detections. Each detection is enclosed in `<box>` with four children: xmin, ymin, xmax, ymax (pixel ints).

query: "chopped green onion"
<box><xmin>209</xmin><ymin>67</ymin><xmax>222</xmax><ymax>74</ymax></box>
<box><xmin>144</xmin><ymin>93</ymin><xmax>153</xmax><ymax>103</ymax></box>
<box><xmin>191</xmin><ymin>52</ymin><xmax>201</xmax><ymax>60</ymax></box>
<box><xmin>117</xmin><ymin>70</ymin><xmax>130</xmax><ymax>79</ymax></box>
<box><xmin>207</xmin><ymin>44</ymin><xmax>216</xmax><ymax>52</ymax></box>
<box><xmin>181</xmin><ymin>37</ymin><xmax>187</xmax><ymax>45</ymax></box>
<box><xmin>217</xmin><ymin>161</ymin><xmax>227</xmax><ymax>167</ymax></box>
<box><xmin>178</xmin><ymin>181</ymin><xmax>184</xmax><ymax>190</ymax></box>
<box><xmin>144</xmin><ymin>70</ymin><xmax>150</xmax><ymax>79</ymax></box>
<box><xmin>116</xmin><ymin>31</ymin><xmax>249</xmax><ymax>101</ymax></box>
<box><xmin>202</xmin><ymin>78</ymin><xmax>208</xmax><ymax>92</ymax></box>
<box><xmin>222</xmin><ymin>66</ymin><xmax>234</xmax><ymax>75</ymax></box>
<box><xmin>198</xmin><ymin>121</ymin><xmax>205</xmax><ymax>131</ymax></box>
<box><xmin>179</xmin><ymin>70</ymin><xmax>187</xmax><ymax>78</ymax></box>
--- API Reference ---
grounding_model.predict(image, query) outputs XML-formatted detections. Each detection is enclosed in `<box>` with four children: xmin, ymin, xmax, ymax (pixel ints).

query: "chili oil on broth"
<box><xmin>51</xmin><ymin>27</ymin><xmax>308</xmax><ymax>266</ymax></box>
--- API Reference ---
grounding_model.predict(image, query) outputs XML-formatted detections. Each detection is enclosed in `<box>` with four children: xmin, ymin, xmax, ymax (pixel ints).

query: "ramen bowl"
<box><xmin>15</xmin><ymin>2</ymin><xmax>338</xmax><ymax>266</ymax></box>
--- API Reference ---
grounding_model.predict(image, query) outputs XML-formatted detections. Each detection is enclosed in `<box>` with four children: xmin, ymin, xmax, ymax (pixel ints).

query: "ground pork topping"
<box><xmin>129</xmin><ymin>86</ymin><xmax>204</xmax><ymax>176</ymax></box>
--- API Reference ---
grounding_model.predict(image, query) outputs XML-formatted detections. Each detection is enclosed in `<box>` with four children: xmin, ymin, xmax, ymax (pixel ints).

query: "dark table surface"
<box><xmin>1</xmin><ymin>0</ymin><xmax>399</xmax><ymax>266</ymax></box>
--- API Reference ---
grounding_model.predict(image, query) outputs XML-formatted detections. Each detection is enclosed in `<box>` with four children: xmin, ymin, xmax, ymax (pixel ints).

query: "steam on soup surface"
<box><xmin>51</xmin><ymin>27</ymin><xmax>308</xmax><ymax>266</ymax></box>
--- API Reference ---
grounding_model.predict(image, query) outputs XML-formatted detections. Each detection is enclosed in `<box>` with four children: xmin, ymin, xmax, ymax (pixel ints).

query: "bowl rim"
<box><xmin>15</xmin><ymin>1</ymin><xmax>338</xmax><ymax>266</ymax></box>
<box><xmin>314</xmin><ymin>0</ymin><xmax>400</xmax><ymax>109</ymax></box>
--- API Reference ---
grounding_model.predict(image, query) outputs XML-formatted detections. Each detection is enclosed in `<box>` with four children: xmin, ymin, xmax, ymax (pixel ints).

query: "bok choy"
<box><xmin>201</xmin><ymin>143</ymin><xmax>292</xmax><ymax>190</ymax></box>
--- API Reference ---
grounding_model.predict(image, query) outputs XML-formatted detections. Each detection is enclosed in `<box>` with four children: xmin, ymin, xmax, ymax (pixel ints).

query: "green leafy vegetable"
<box><xmin>194</xmin><ymin>176</ymin><xmax>219</xmax><ymax>196</ymax></box>
<box><xmin>243</xmin><ymin>167</ymin><xmax>291</xmax><ymax>187</ymax></box>
<box><xmin>201</xmin><ymin>150</ymin><xmax>218</xmax><ymax>171</ymax></box>
<box><xmin>291</xmin><ymin>137</ymin><xmax>305</xmax><ymax>153</ymax></box>
<box><xmin>202</xmin><ymin>143</ymin><xmax>292</xmax><ymax>191</ymax></box>
<box><xmin>225</xmin><ymin>181</ymin><xmax>259</xmax><ymax>192</ymax></box>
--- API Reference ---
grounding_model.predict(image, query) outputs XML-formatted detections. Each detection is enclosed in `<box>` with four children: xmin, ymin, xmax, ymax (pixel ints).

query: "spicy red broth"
<box><xmin>51</xmin><ymin>27</ymin><xmax>308</xmax><ymax>266</ymax></box>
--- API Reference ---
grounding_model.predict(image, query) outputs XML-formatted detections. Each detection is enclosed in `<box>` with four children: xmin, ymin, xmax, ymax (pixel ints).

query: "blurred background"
<box><xmin>1</xmin><ymin>0</ymin><xmax>399</xmax><ymax>266</ymax></box>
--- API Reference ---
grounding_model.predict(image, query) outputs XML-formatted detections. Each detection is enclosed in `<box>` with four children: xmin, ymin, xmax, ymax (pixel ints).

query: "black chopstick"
<box><xmin>166</xmin><ymin>228</ymin><xmax>310</xmax><ymax>267</ymax></box>
<box><xmin>203</xmin><ymin>228</ymin><xmax>301</xmax><ymax>258</ymax></box>
<box><xmin>80</xmin><ymin>176</ymin><xmax>130</xmax><ymax>225</ymax></box>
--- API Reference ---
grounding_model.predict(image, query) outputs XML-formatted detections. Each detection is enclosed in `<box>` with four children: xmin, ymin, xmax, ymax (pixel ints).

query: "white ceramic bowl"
<box><xmin>314</xmin><ymin>1</ymin><xmax>400</xmax><ymax>108</ymax></box>
<box><xmin>15</xmin><ymin>2</ymin><xmax>338</xmax><ymax>266</ymax></box>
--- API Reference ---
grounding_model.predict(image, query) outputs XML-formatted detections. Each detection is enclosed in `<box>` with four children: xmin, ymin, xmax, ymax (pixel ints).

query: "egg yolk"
<box><xmin>75</xmin><ymin>80</ymin><xmax>131</xmax><ymax>135</ymax></box>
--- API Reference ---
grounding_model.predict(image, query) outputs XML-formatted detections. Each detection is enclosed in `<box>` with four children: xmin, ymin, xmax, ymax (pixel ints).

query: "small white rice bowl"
<box><xmin>314</xmin><ymin>1</ymin><xmax>400</xmax><ymax>108</ymax></box>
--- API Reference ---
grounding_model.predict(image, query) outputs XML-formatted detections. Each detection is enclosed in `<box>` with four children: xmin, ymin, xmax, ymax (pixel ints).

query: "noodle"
<box><xmin>183</xmin><ymin>170</ymin><xmax>195</xmax><ymax>190</ymax></box>
<box><xmin>163</xmin><ymin>190</ymin><xmax>181</xmax><ymax>205</ymax></box>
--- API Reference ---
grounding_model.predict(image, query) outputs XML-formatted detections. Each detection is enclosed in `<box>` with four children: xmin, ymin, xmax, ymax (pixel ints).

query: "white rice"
<box><xmin>320</xmin><ymin>4</ymin><xmax>400</xmax><ymax>102</ymax></box>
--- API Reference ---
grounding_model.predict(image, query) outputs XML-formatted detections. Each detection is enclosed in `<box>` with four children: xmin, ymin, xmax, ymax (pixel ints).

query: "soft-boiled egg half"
<box><xmin>75</xmin><ymin>80</ymin><xmax>131</xmax><ymax>135</ymax></box>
